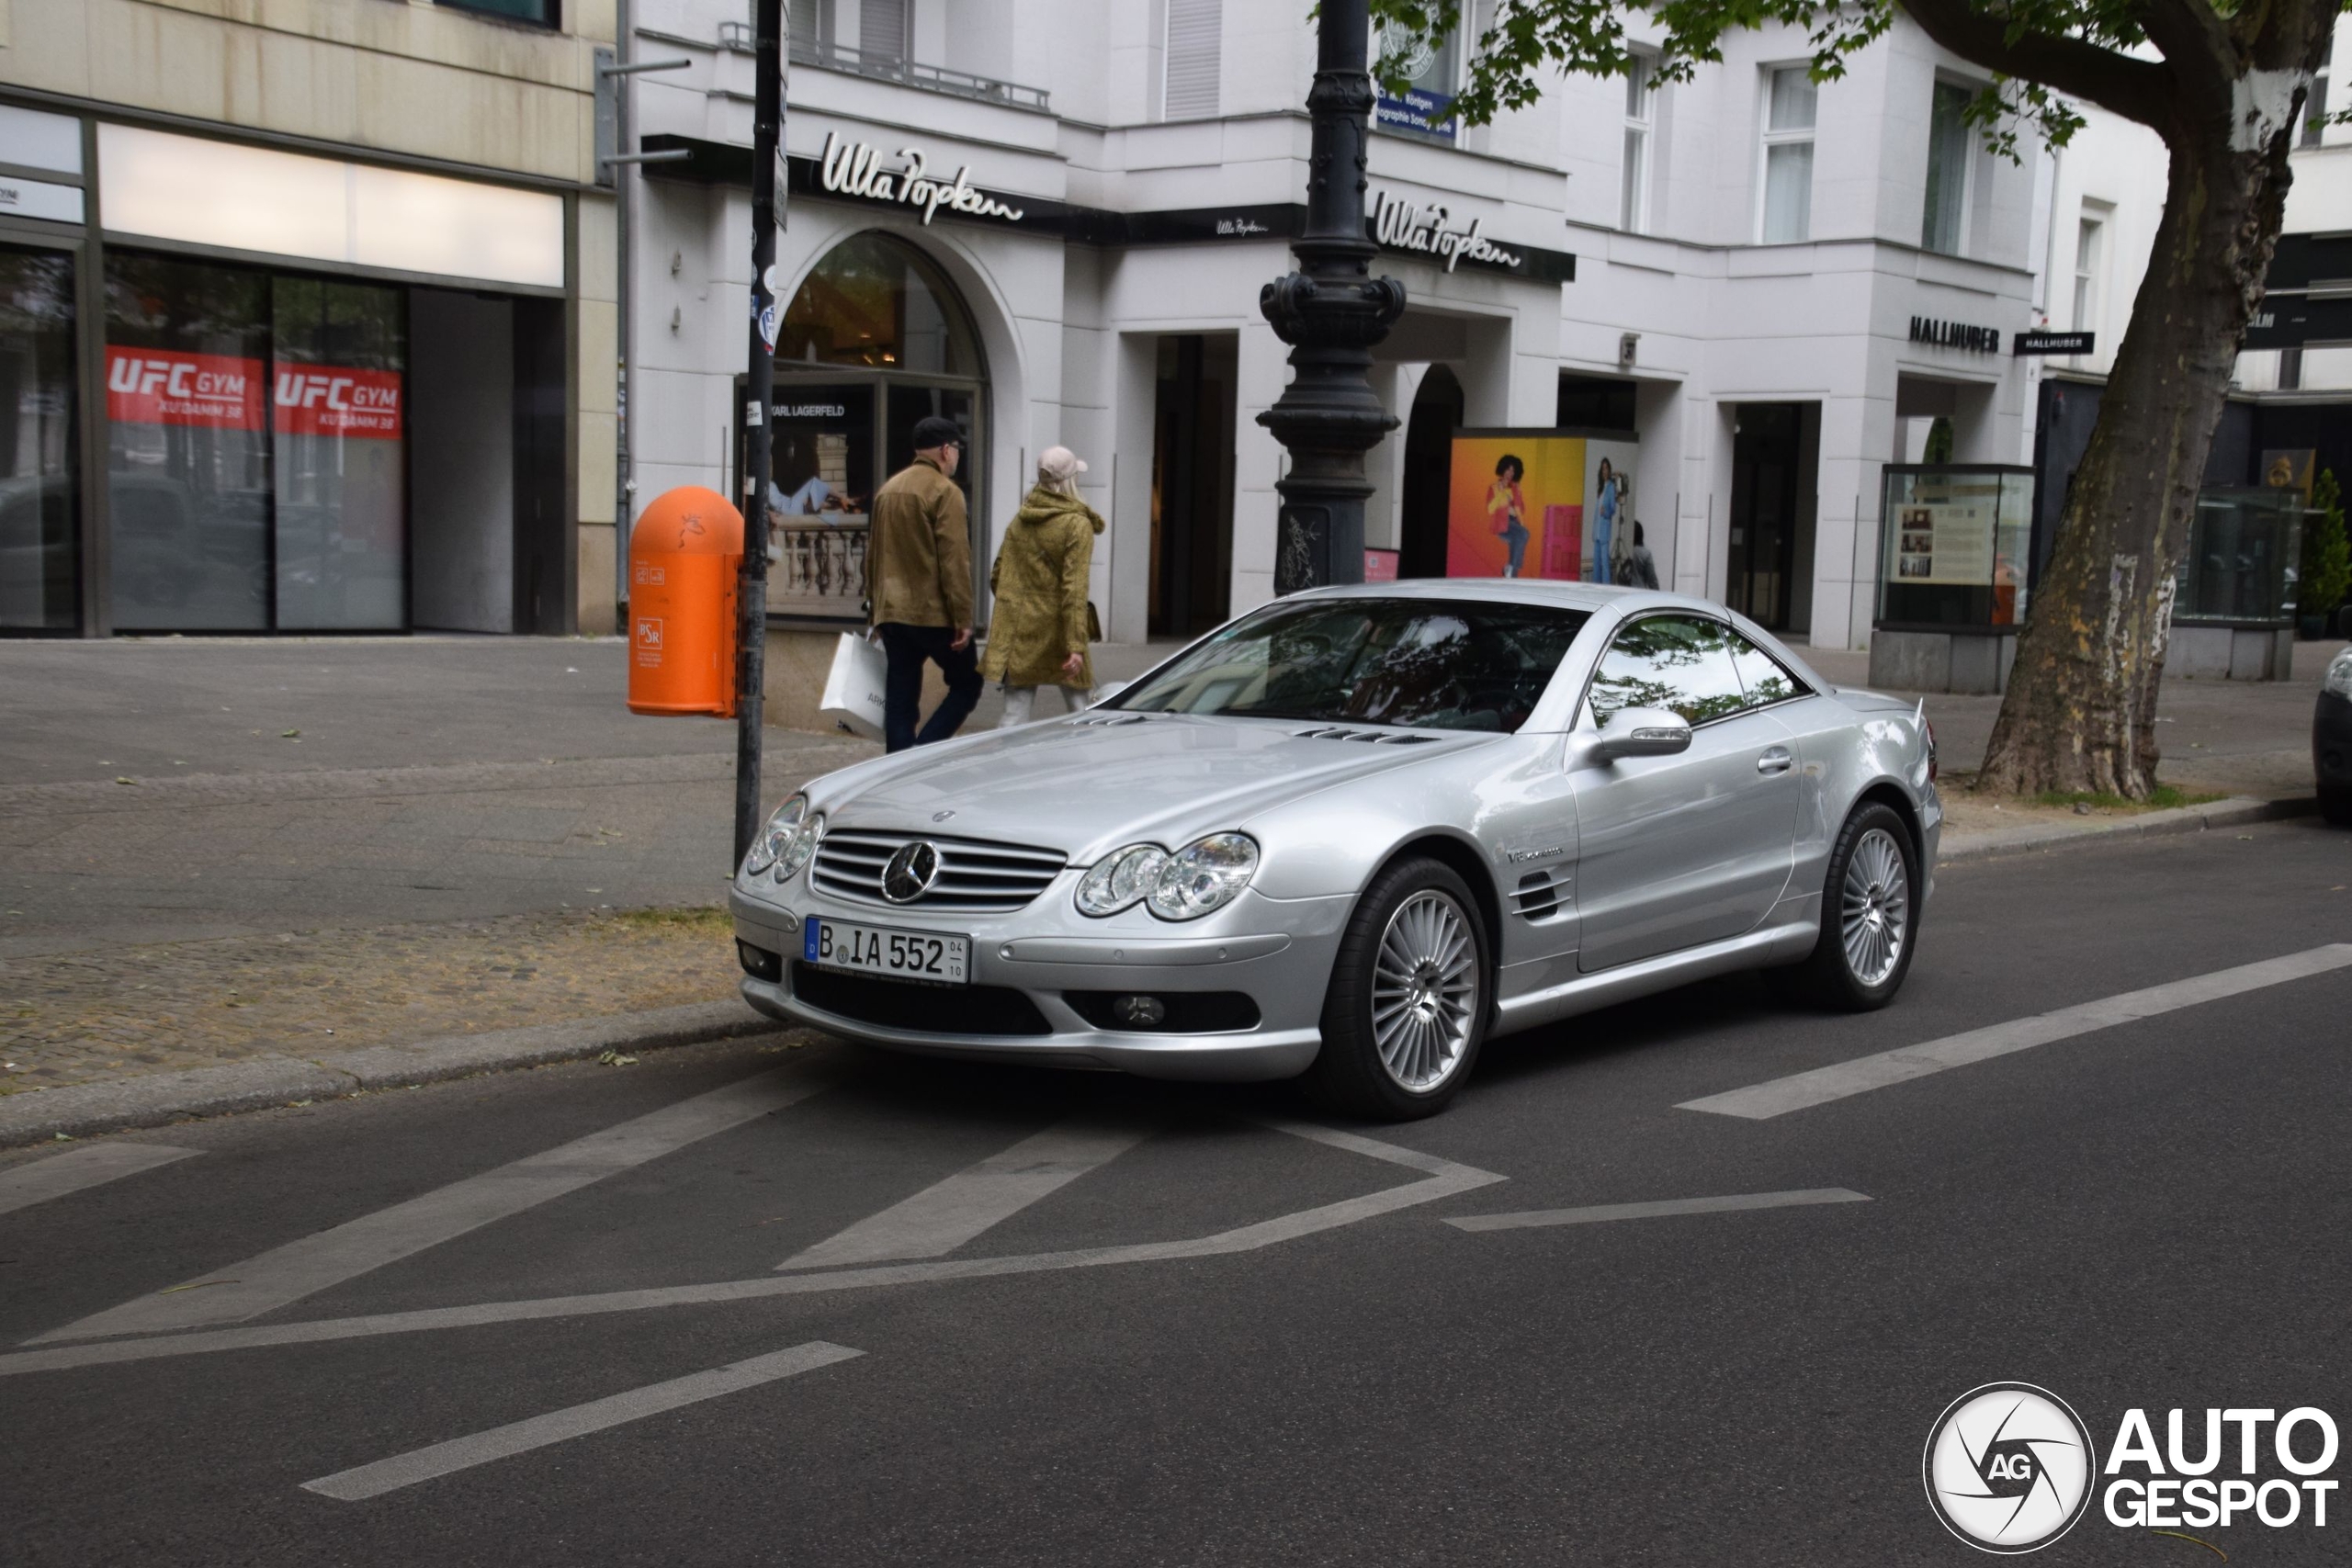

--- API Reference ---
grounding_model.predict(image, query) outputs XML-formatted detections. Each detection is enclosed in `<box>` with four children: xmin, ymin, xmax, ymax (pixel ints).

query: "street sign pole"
<box><xmin>734</xmin><ymin>0</ymin><xmax>784</xmax><ymax>868</ymax></box>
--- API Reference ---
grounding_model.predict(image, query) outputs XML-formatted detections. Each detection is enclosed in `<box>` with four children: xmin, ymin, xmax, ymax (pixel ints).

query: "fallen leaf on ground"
<box><xmin>598</xmin><ymin>1049</ymin><xmax>639</xmax><ymax>1066</ymax></box>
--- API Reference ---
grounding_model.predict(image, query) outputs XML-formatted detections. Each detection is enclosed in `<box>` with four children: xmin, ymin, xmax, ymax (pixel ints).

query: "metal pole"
<box><xmin>597</xmin><ymin>48</ymin><xmax>690</xmax><ymax>617</ymax></box>
<box><xmin>733</xmin><ymin>0</ymin><xmax>784</xmax><ymax>868</ymax></box>
<box><xmin>1256</xmin><ymin>0</ymin><xmax>1404</xmax><ymax>592</ymax></box>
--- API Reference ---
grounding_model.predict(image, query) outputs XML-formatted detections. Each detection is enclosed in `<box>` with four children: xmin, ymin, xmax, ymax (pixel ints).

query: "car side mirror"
<box><xmin>1088</xmin><ymin>681</ymin><xmax>1130</xmax><ymax>708</ymax></box>
<box><xmin>1591</xmin><ymin>706</ymin><xmax>1692</xmax><ymax>762</ymax></box>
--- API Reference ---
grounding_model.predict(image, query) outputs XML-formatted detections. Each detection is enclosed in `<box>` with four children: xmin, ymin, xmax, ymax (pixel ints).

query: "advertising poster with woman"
<box><xmin>1445</xmin><ymin>433</ymin><xmax>1642</xmax><ymax>581</ymax></box>
<box><xmin>1445</xmin><ymin>434</ymin><xmax>1584</xmax><ymax>579</ymax></box>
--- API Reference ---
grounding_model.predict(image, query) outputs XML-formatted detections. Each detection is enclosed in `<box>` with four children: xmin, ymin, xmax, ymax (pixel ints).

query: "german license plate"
<box><xmin>804</xmin><ymin>916</ymin><xmax>968</xmax><ymax>984</ymax></box>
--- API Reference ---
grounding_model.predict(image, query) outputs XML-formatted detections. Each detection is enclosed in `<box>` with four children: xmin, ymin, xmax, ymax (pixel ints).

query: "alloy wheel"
<box><xmin>1369</xmin><ymin>890</ymin><xmax>1479</xmax><ymax>1092</ymax></box>
<box><xmin>1839</xmin><ymin>827</ymin><xmax>1910</xmax><ymax>987</ymax></box>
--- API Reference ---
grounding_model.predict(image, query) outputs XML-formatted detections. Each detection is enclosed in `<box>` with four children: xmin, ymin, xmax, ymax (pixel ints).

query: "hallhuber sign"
<box><xmin>1910</xmin><ymin>315</ymin><xmax>2002</xmax><ymax>353</ymax></box>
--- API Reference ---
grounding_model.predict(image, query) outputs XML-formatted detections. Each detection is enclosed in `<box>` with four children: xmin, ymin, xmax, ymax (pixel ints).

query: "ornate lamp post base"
<box><xmin>1257</xmin><ymin>0</ymin><xmax>1406</xmax><ymax>594</ymax></box>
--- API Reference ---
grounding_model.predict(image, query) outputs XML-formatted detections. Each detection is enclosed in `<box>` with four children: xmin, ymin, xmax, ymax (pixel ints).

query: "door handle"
<box><xmin>1757</xmin><ymin>747</ymin><xmax>1793</xmax><ymax>775</ymax></box>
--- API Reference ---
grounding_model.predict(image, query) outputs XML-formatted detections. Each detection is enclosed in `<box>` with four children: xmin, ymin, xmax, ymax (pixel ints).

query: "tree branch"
<box><xmin>2136</xmin><ymin>0</ymin><xmax>2239</xmax><ymax>125</ymax></box>
<box><xmin>1895</xmin><ymin>0</ymin><xmax>2175</xmax><ymax>130</ymax></box>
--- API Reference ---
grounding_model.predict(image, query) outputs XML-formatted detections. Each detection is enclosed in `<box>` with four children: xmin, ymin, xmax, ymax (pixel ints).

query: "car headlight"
<box><xmin>2327</xmin><ymin>650</ymin><xmax>2352</xmax><ymax>699</ymax></box>
<box><xmin>743</xmin><ymin>795</ymin><xmax>807</xmax><ymax>876</ymax></box>
<box><xmin>1147</xmin><ymin>833</ymin><xmax>1260</xmax><ymax>920</ymax></box>
<box><xmin>775</xmin><ymin>812</ymin><xmax>823</xmax><ymax>881</ymax></box>
<box><xmin>1076</xmin><ymin>843</ymin><xmax>1170</xmax><ymax>916</ymax></box>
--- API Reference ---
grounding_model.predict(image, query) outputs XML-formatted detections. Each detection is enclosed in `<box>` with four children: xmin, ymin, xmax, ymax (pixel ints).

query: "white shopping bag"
<box><xmin>818</xmin><ymin>630</ymin><xmax>888</xmax><ymax>740</ymax></box>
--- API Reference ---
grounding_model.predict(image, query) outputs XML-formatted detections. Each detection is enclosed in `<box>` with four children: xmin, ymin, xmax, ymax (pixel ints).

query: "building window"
<box><xmin>1374</xmin><ymin>17</ymin><xmax>1463</xmax><ymax>144</ymax></box>
<box><xmin>0</xmin><ymin>247</ymin><xmax>80</xmax><ymax>632</ymax></box>
<box><xmin>436</xmin><ymin>0</ymin><xmax>559</xmax><ymax>28</ymax></box>
<box><xmin>1164</xmin><ymin>0</ymin><xmax>1223</xmax><ymax>120</ymax></box>
<box><xmin>1622</xmin><ymin>53</ymin><xmax>1656</xmax><ymax>232</ymax></box>
<box><xmin>1922</xmin><ymin>81</ymin><xmax>1973</xmax><ymax>254</ymax></box>
<box><xmin>789</xmin><ymin>0</ymin><xmax>831</xmax><ymax>52</ymax></box>
<box><xmin>857</xmin><ymin>0</ymin><xmax>909</xmax><ymax>63</ymax></box>
<box><xmin>2306</xmin><ymin>33</ymin><xmax>2333</xmax><ymax>148</ymax></box>
<box><xmin>2073</xmin><ymin>214</ymin><xmax>2104</xmax><ymax>336</ymax></box>
<box><xmin>1758</xmin><ymin>66</ymin><xmax>1815</xmax><ymax>244</ymax></box>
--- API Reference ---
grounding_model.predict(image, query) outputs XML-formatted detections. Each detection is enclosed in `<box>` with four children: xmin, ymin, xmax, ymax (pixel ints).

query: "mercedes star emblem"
<box><xmin>881</xmin><ymin>841</ymin><xmax>942</xmax><ymax>904</ymax></box>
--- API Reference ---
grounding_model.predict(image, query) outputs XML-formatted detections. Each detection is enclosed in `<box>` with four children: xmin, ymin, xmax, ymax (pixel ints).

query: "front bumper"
<box><xmin>2316</xmin><ymin>691</ymin><xmax>2352</xmax><ymax>790</ymax></box>
<box><xmin>729</xmin><ymin>874</ymin><xmax>1348</xmax><ymax>1083</ymax></box>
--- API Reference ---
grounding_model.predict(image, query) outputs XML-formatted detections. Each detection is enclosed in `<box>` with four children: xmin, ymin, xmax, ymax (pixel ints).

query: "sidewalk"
<box><xmin>0</xmin><ymin>629</ymin><xmax>2335</xmax><ymax>1134</ymax></box>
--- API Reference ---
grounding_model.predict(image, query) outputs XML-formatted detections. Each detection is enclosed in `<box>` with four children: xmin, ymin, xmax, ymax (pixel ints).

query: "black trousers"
<box><xmin>876</xmin><ymin>622</ymin><xmax>982</xmax><ymax>752</ymax></box>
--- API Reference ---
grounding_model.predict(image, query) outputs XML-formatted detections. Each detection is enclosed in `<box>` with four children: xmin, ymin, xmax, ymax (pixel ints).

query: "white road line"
<box><xmin>1679</xmin><ymin>943</ymin><xmax>2352</xmax><ymax>1121</ymax></box>
<box><xmin>1446</xmin><ymin>1188</ymin><xmax>1870</xmax><ymax>1233</ymax></box>
<box><xmin>300</xmin><ymin>1341</ymin><xmax>862</xmax><ymax>1501</ymax></box>
<box><xmin>0</xmin><ymin>1144</ymin><xmax>201</xmax><ymax>1217</ymax></box>
<box><xmin>779</xmin><ymin>1114</ymin><xmax>1154</xmax><ymax>1270</ymax></box>
<box><xmin>37</xmin><ymin>1064</ymin><xmax>833</xmax><ymax>1345</ymax></box>
<box><xmin>0</xmin><ymin>1123</ymin><xmax>1505</xmax><ymax>1379</ymax></box>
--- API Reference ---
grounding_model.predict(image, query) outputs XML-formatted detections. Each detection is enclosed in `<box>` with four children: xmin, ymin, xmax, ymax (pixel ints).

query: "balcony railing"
<box><xmin>769</xmin><ymin>518</ymin><xmax>869</xmax><ymax>621</ymax></box>
<box><xmin>777</xmin><ymin>35</ymin><xmax>1050</xmax><ymax>112</ymax></box>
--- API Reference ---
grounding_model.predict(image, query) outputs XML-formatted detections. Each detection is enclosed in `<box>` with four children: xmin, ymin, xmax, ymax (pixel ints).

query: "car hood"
<box><xmin>809</xmin><ymin>716</ymin><xmax>1498</xmax><ymax>861</ymax></box>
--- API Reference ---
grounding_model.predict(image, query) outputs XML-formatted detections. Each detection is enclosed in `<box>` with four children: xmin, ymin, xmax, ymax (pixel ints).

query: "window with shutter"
<box><xmin>859</xmin><ymin>0</ymin><xmax>908</xmax><ymax>63</ymax></box>
<box><xmin>1165</xmin><ymin>0</ymin><xmax>1223</xmax><ymax>120</ymax></box>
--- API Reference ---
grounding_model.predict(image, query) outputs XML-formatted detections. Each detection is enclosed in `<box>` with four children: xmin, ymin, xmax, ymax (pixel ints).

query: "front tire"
<box><xmin>1775</xmin><ymin>802</ymin><xmax>1919</xmax><ymax>1010</ymax></box>
<box><xmin>2321</xmin><ymin>784</ymin><xmax>2352</xmax><ymax>828</ymax></box>
<box><xmin>1301</xmin><ymin>856</ymin><xmax>1490</xmax><ymax>1121</ymax></box>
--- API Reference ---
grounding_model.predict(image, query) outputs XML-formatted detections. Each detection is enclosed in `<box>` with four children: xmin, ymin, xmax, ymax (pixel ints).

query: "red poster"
<box><xmin>274</xmin><ymin>366</ymin><xmax>404</xmax><ymax>440</ymax></box>
<box><xmin>105</xmin><ymin>347</ymin><xmax>266</xmax><ymax>431</ymax></box>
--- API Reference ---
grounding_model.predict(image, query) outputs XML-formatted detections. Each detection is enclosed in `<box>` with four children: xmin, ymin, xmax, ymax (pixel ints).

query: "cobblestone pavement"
<box><xmin>0</xmin><ymin>908</ymin><xmax>741</xmax><ymax>1095</ymax></box>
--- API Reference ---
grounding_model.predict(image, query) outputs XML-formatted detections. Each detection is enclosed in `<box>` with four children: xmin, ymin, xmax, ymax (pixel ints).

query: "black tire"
<box><xmin>2321</xmin><ymin>784</ymin><xmax>2352</xmax><ymax>828</ymax></box>
<box><xmin>1300</xmin><ymin>856</ymin><xmax>1491</xmax><ymax>1122</ymax></box>
<box><xmin>1774</xmin><ymin>802</ymin><xmax>1920</xmax><ymax>1011</ymax></box>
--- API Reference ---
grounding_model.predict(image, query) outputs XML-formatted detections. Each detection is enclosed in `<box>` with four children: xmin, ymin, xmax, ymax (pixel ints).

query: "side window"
<box><xmin>1726</xmin><ymin>631</ymin><xmax>1806</xmax><ymax>708</ymax></box>
<box><xmin>1587</xmin><ymin>615</ymin><xmax>1749</xmax><ymax>728</ymax></box>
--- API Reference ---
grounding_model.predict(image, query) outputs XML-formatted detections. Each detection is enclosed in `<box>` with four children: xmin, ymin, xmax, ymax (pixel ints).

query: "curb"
<box><xmin>1939</xmin><ymin>795</ymin><xmax>2319</xmax><ymax>865</ymax></box>
<box><xmin>0</xmin><ymin>999</ymin><xmax>793</xmax><ymax>1149</ymax></box>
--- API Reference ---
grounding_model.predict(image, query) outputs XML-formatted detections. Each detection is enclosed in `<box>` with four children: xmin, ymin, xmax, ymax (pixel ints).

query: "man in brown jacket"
<box><xmin>868</xmin><ymin>415</ymin><xmax>981</xmax><ymax>750</ymax></box>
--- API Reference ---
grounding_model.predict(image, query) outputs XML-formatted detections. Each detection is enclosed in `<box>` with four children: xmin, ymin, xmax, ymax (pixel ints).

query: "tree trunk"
<box><xmin>1976</xmin><ymin>99</ymin><xmax>2300</xmax><ymax>797</ymax></box>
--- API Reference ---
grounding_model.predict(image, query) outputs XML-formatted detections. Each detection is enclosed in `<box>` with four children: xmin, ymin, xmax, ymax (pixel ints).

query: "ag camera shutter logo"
<box><xmin>1923</xmin><ymin>1383</ymin><xmax>2097</xmax><ymax>1552</ymax></box>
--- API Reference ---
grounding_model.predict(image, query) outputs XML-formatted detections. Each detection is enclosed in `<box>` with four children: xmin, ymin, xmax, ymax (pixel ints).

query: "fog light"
<box><xmin>1113</xmin><ymin>994</ymin><xmax>1166</xmax><ymax>1027</ymax></box>
<box><xmin>736</xmin><ymin>941</ymin><xmax>783</xmax><ymax>982</ymax></box>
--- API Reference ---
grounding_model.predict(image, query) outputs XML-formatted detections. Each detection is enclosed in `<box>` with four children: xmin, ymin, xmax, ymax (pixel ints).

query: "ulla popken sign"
<box><xmin>105</xmin><ymin>347</ymin><xmax>266</xmax><ymax>431</ymax></box>
<box><xmin>275</xmin><ymin>366</ymin><xmax>403</xmax><ymax>439</ymax></box>
<box><xmin>1369</xmin><ymin>190</ymin><xmax>1524</xmax><ymax>274</ymax></box>
<box><xmin>816</xmin><ymin>131</ymin><xmax>1024</xmax><ymax>226</ymax></box>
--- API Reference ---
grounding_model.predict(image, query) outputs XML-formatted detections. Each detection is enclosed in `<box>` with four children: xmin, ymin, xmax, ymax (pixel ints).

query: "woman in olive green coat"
<box><xmin>983</xmin><ymin>446</ymin><xmax>1103</xmax><ymax>726</ymax></box>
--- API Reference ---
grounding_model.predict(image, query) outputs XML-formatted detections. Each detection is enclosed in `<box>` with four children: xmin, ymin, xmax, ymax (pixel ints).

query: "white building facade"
<box><xmin>619</xmin><ymin>0</ymin><xmax>2045</xmax><ymax>659</ymax></box>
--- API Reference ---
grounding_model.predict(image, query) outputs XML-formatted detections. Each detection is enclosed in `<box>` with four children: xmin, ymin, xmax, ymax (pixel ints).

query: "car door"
<box><xmin>1570</xmin><ymin>614</ymin><xmax>1801</xmax><ymax>972</ymax></box>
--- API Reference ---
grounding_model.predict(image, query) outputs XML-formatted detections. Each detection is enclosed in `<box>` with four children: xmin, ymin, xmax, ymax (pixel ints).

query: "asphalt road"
<box><xmin>4</xmin><ymin>821</ymin><xmax>2348</xmax><ymax>1565</ymax></box>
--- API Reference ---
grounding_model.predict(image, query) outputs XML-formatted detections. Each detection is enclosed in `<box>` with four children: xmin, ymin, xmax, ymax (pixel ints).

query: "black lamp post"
<box><xmin>1257</xmin><ymin>0</ymin><xmax>1406</xmax><ymax>593</ymax></box>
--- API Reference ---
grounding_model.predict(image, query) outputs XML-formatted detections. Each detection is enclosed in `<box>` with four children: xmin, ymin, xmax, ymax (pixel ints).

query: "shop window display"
<box><xmin>0</xmin><ymin>248</ymin><xmax>79</xmax><ymax>631</ymax></box>
<box><xmin>776</xmin><ymin>232</ymin><xmax>978</xmax><ymax>377</ymax></box>
<box><xmin>272</xmin><ymin>277</ymin><xmax>405</xmax><ymax>630</ymax></box>
<box><xmin>1876</xmin><ymin>466</ymin><xmax>2033</xmax><ymax>628</ymax></box>
<box><xmin>105</xmin><ymin>255</ymin><xmax>273</xmax><ymax>631</ymax></box>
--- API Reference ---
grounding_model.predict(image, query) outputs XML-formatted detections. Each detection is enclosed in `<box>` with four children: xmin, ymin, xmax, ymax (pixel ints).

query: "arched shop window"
<box><xmin>777</xmin><ymin>231</ymin><xmax>979</xmax><ymax>377</ymax></box>
<box><xmin>762</xmin><ymin>231</ymin><xmax>987</xmax><ymax>624</ymax></box>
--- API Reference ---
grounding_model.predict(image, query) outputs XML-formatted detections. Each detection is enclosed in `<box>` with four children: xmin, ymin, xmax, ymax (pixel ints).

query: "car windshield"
<box><xmin>1109</xmin><ymin>597</ymin><xmax>1590</xmax><ymax>733</ymax></box>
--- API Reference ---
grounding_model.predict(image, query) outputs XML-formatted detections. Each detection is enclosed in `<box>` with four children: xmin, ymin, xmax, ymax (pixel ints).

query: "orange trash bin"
<box><xmin>627</xmin><ymin>486</ymin><xmax>743</xmax><ymax>716</ymax></box>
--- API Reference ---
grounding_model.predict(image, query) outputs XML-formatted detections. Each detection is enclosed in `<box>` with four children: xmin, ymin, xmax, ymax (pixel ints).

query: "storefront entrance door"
<box><xmin>1726</xmin><ymin>403</ymin><xmax>1804</xmax><ymax>631</ymax></box>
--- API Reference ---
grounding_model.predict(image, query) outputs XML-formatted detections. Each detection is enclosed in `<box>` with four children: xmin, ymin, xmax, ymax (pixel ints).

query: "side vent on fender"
<box><xmin>1512</xmin><ymin>871</ymin><xmax>1567</xmax><ymax>922</ymax></box>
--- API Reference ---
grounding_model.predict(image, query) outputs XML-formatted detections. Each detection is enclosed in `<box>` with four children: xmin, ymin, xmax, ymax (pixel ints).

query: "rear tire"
<box><xmin>1775</xmin><ymin>802</ymin><xmax>1919</xmax><ymax>1011</ymax></box>
<box><xmin>2321</xmin><ymin>784</ymin><xmax>2352</xmax><ymax>828</ymax></box>
<box><xmin>1301</xmin><ymin>856</ymin><xmax>1490</xmax><ymax>1122</ymax></box>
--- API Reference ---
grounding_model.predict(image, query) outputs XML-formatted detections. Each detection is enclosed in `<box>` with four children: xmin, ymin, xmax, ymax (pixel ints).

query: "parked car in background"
<box><xmin>730</xmin><ymin>582</ymin><xmax>1941</xmax><ymax>1119</ymax></box>
<box><xmin>2318</xmin><ymin>647</ymin><xmax>2352</xmax><ymax>825</ymax></box>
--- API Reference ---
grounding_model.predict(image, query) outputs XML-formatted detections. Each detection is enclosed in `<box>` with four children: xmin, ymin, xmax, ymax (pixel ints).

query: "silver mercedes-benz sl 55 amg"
<box><xmin>731</xmin><ymin>581</ymin><xmax>1939</xmax><ymax>1119</ymax></box>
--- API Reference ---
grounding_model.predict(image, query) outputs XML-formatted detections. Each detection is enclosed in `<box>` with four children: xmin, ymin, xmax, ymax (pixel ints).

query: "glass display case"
<box><xmin>2174</xmin><ymin>487</ymin><xmax>2299</xmax><ymax>626</ymax></box>
<box><xmin>1874</xmin><ymin>465</ymin><xmax>2035</xmax><ymax>629</ymax></box>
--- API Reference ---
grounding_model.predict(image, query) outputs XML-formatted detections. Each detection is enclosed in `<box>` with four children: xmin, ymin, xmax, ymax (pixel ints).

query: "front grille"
<box><xmin>792</xmin><ymin>963</ymin><xmax>1051</xmax><ymax>1035</ymax></box>
<box><xmin>810</xmin><ymin>829</ymin><xmax>1067</xmax><ymax>912</ymax></box>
